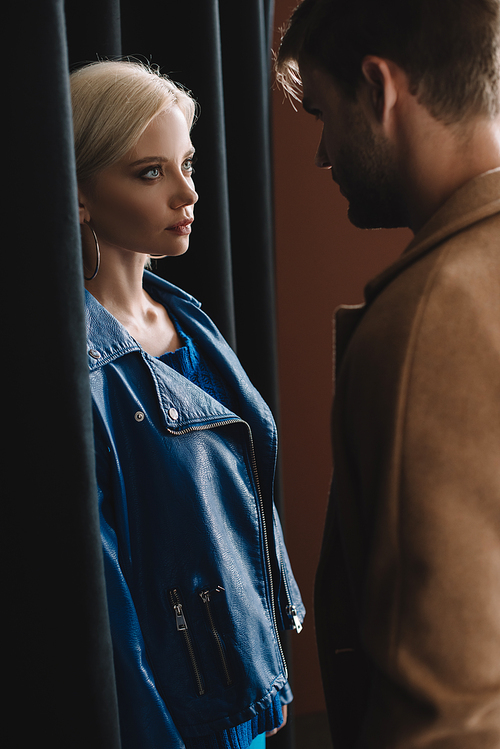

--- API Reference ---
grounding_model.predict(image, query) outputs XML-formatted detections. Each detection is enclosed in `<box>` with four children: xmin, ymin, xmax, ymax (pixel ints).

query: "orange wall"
<box><xmin>271</xmin><ymin>0</ymin><xmax>413</xmax><ymax>716</ymax></box>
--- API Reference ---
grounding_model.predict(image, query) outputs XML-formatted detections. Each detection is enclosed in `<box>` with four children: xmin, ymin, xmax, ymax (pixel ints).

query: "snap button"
<box><xmin>168</xmin><ymin>407</ymin><xmax>179</xmax><ymax>421</ymax></box>
<box><xmin>134</xmin><ymin>411</ymin><xmax>145</xmax><ymax>422</ymax></box>
<box><xmin>88</xmin><ymin>349</ymin><xmax>101</xmax><ymax>359</ymax></box>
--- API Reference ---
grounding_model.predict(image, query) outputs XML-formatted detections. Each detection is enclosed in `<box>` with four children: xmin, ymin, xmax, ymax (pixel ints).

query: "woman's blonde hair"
<box><xmin>70</xmin><ymin>60</ymin><xmax>198</xmax><ymax>184</ymax></box>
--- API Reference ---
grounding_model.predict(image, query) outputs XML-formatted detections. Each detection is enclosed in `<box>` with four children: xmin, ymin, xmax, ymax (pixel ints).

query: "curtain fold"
<box><xmin>118</xmin><ymin>0</ymin><xmax>239</xmax><ymax>349</ymax></box>
<box><xmin>219</xmin><ymin>0</ymin><xmax>279</xmax><ymax>414</ymax></box>
<box><xmin>6</xmin><ymin>1</ymin><xmax>291</xmax><ymax>746</ymax></box>
<box><xmin>5</xmin><ymin>1</ymin><xmax>121</xmax><ymax>747</ymax></box>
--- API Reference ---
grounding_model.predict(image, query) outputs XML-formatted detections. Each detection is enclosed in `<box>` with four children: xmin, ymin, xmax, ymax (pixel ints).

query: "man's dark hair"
<box><xmin>276</xmin><ymin>0</ymin><xmax>500</xmax><ymax>123</ymax></box>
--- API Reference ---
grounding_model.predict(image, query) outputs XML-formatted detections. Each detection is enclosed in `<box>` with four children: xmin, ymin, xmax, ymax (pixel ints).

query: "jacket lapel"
<box><xmin>335</xmin><ymin>168</ymin><xmax>500</xmax><ymax>370</ymax></box>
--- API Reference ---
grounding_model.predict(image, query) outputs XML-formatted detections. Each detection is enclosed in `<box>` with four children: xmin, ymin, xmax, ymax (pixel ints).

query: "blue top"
<box><xmin>159</xmin><ymin>312</ymin><xmax>283</xmax><ymax>748</ymax></box>
<box><xmin>158</xmin><ymin>312</ymin><xmax>238</xmax><ymax>413</ymax></box>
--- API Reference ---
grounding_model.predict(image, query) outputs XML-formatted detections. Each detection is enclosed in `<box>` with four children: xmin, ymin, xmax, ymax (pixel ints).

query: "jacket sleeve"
<box><xmin>96</xmin><ymin>443</ymin><xmax>186</xmax><ymax>749</ymax></box>
<box><xmin>345</xmin><ymin>245</ymin><xmax>500</xmax><ymax>747</ymax></box>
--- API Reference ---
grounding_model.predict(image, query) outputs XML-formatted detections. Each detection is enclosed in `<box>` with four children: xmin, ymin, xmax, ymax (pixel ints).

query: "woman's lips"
<box><xmin>166</xmin><ymin>218</ymin><xmax>193</xmax><ymax>235</ymax></box>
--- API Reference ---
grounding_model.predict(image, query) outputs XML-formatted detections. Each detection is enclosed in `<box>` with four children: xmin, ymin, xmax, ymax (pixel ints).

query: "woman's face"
<box><xmin>79</xmin><ymin>105</ymin><xmax>198</xmax><ymax>259</ymax></box>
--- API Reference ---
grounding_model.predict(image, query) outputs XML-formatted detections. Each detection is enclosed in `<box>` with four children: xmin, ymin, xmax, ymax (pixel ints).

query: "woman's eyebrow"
<box><xmin>129</xmin><ymin>148</ymin><xmax>196</xmax><ymax>168</ymax></box>
<box><xmin>128</xmin><ymin>156</ymin><xmax>168</xmax><ymax>167</ymax></box>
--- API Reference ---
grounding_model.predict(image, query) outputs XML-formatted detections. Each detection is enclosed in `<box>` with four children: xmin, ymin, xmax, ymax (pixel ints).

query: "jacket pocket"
<box><xmin>199</xmin><ymin>586</ymin><xmax>233</xmax><ymax>687</ymax></box>
<box><xmin>168</xmin><ymin>588</ymin><xmax>205</xmax><ymax>696</ymax></box>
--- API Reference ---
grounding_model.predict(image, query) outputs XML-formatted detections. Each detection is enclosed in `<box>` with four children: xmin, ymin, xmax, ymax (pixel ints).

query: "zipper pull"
<box><xmin>199</xmin><ymin>586</ymin><xmax>225</xmax><ymax>604</ymax></box>
<box><xmin>287</xmin><ymin>605</ymin><xmax>303</xmax><ymax>633</ymax></box>
<box><xmin>173</xmin><ymin>603</ymin><xmax>188</xmax><ymax>631</ymax></box>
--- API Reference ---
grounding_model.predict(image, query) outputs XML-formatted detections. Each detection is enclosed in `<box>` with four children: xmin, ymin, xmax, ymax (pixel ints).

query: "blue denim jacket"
<box><xmin>86</xmin><ymin>272</ymin><xmax>305</xmax><ymax>747</ymax></box>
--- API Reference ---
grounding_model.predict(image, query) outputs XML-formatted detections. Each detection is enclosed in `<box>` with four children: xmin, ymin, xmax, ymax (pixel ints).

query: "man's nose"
<box><xmin>315</xmin><ymin>130</ymin><xmax>331</xmax><ymax>169</ymax></box>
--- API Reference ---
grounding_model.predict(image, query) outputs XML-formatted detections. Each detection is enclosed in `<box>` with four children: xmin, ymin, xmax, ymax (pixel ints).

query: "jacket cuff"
<box><xmin>279</xmin><ymin>681</ymin><xmax>293</xmax><ymax>705</ymax></box>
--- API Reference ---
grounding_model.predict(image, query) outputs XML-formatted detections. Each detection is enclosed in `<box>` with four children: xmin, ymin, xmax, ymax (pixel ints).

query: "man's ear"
<box><xmin>360</xmin><ymin>56</ymin><xmax>398</xmax><ymax>127</ymax></box>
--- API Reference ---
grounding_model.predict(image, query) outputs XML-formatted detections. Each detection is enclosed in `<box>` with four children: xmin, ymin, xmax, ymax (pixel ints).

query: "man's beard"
<box><xmin>335</xmin><ymin>107</ymin><xmax>409</xmax><ymax>230</ymax></box>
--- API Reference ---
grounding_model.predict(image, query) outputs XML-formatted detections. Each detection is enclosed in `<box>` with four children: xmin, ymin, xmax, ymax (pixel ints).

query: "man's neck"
<box><xmin>400</xmin><ymin>111</ymin><xmax>500</xmax><ymax>233</ymax></box>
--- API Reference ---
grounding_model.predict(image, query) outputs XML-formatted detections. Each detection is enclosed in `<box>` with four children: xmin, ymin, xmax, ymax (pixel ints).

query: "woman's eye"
<box><xmin>141</xmin><ymin>166</ymin><xmax>162</xmax><ymax>180</ymax></box>
<box><xmin>183</xmin><ymin>156</ymin><xmax>197</xmax><ymax>175</ymax></box>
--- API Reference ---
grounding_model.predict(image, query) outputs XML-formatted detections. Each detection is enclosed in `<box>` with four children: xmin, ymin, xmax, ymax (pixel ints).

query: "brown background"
<box><xmin>271</xmin><ymin>0</ymin><xmax>413</xmax><ymax>717</ymax></box>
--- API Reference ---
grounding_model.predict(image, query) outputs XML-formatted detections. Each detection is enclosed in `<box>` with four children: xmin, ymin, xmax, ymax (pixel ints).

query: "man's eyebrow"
<box><xmin>301</xmin><ymin>98</ymin><xmax>316</xmax><ymax>115</ymax></box>
<box><xmin>128</xmin><ymin>148</ymin><xmax>196</xmax><ymax>167</ymax></box>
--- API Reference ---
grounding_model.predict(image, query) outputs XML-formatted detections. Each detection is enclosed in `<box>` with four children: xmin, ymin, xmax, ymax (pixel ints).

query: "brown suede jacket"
<box><xmin>315</xmin><ymin>169</ymin><xmax>500</xmax><ymax>748</ymax></box>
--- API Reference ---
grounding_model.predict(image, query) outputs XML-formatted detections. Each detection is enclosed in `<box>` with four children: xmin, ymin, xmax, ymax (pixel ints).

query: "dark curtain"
<box><xmin>5</xmin><ymin>0</ymin><xmax>293</xmax><ymax>748</ymax></box>
<box><xmin>4</xmin><ymin>1</ymin><xmax>121</xmax><ymax>748</ymax></box>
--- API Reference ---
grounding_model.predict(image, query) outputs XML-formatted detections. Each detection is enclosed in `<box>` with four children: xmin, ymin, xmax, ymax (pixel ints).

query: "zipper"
<box><xmin>167</xmin><ymin>419</ymin><xmax>241</xmax><ymax>436</ymax></box>
<box><xmin>244</xmin><ymin>426</ymin><xmax>288</xmax><ymax>679</ymax></box>
<box><xmin>199</xmin><ymin>586</ymin><xmax>232</xmax><ymax>686</ymax></box>
<box><xmin>277</xmin><ymin>541</ymin><xmax>303</xmax><ymax>633</ymax></box>
<box><xmin>168</xmin><ymin>418</ymin><xmax>288</xmax><ymax>679</ymax></box>
<box><xmin>169</xmin><ymin>588</ymin><xmax>205</xmax><ymax>696</ymax></box>
<box><xmin>286</xmin><ymin>603</ymin><xmax>303</xmax><ymax>633</ymax></box>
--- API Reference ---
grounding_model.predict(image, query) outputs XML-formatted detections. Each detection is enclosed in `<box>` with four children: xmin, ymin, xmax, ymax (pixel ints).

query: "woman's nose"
<box><xmin>171</xmin><ymin>176</ymin><xmax>198</xmax><ymax>208</ymax></box>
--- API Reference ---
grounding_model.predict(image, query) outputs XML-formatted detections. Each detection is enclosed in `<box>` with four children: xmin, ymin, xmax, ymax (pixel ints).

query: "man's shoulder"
<box><xmin>394</xmin><ymin>206</ymin><xmax>500</xmax><ymax>301</ymax></box>
<box><xmin>337</xmin><ymin>208</ymin><xmax>500</xmax><ymax>391</ymax></box>
<box><xmin>364</xmin><ymin>168</ymin><xmax>500</xmax><ymax>307</ymax></box>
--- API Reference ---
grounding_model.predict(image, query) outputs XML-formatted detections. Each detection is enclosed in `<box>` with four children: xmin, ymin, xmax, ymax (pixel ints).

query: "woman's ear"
<box><xmin>360</xmin><ymin>56</ymin><xmax>398</xmax><ymax>128</ymax></box>
<box><xmin>78</xmin><ymin>188</ymin><xmax>91</xmax><ymax>225</ymax></box>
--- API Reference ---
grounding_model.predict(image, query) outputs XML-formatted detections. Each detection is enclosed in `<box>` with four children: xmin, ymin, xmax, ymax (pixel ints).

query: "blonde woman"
<box><xmin>71</xmin><ymin>60</ymin><xmax>304</xmax><ymax>749</ymax></box>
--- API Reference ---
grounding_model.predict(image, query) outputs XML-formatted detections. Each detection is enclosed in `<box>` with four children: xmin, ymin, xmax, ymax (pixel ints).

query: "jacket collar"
<box><xmin>85</xmin><ymin>272</ymin><xmax>277</xmax><ymax>487</ymax></box>
<box><xmin>364</xmin><ymin>167</ymin><xmax>500</xmax><ymax>305</ymax></box>
<box><xmin>85</xmin><ymin>272</ymin><xmax>201</xmax><ymax>371</ymax></box>
<box><xmin>85</xmin><ymin>290</ymin><xmax>139</xmax><ymax>370</ymax></box>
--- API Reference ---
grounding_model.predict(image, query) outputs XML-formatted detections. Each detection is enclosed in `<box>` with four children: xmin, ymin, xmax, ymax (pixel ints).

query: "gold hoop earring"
<box><xmin>82</xmin><ymin>220</ymin><xmax>100</xmax><ymax>281</ymax></box>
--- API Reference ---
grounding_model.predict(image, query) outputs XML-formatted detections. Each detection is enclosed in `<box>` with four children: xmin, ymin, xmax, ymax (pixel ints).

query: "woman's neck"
<box><xmin>84</xmin><ymin>246</ymin><xmax>149</xmax><ymax>321</ymax></box>
<box><xmin>84</xmin><ymin>246</ymin><xmax>182</xmax><ymax>355</ymax></box>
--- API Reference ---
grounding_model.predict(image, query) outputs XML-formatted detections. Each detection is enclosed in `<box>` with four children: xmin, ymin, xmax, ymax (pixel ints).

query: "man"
<box><xmin>277</xmin><ymin>1</ymin><xmax>500</xmax><ymax>747</ymax></box>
